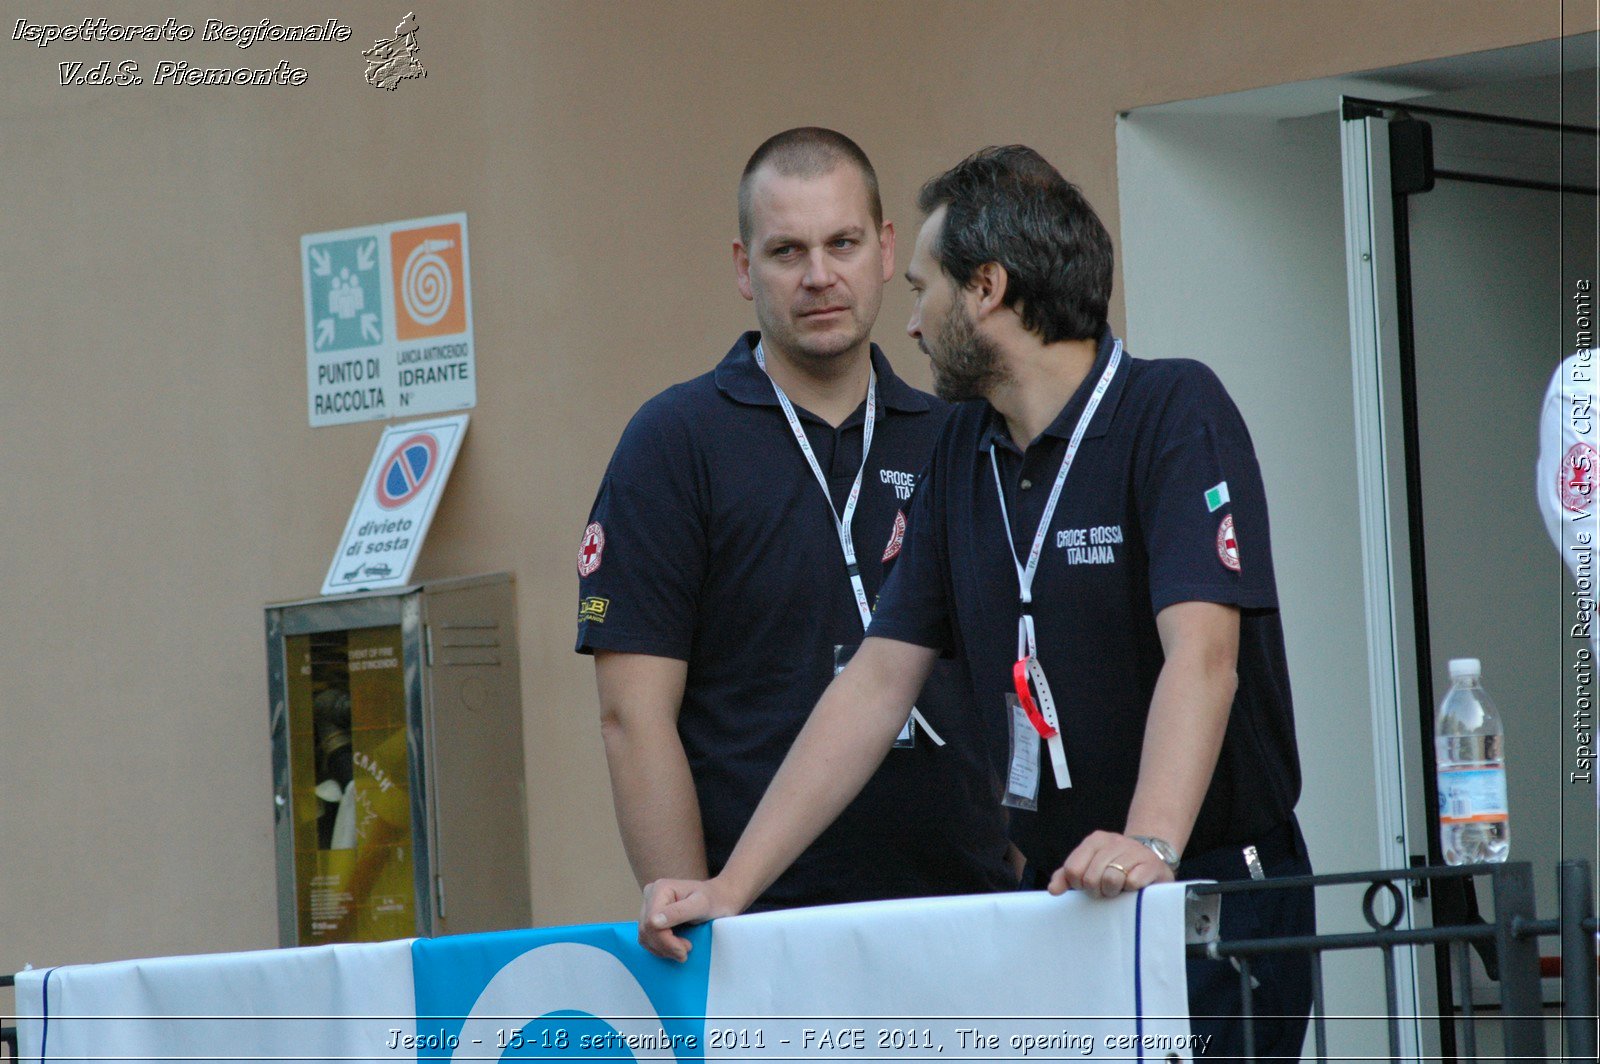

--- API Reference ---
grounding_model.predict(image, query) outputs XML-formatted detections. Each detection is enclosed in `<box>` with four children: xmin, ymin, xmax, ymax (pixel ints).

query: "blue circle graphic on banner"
<box><xmin>376</xmin><ymin>433</ymin><xmax>440</xmax><ymax>509</ymax></box>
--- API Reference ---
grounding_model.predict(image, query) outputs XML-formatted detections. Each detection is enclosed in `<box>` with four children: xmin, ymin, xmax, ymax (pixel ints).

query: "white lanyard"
<box><xmin>754</xmin><ymin>342</ymin><xmax>877</xmax><ymax>630</ymax></box>
<box><xmin>755</xmin><ymin>341</ymin><xmax>943</xmax><ymax>747</ymax></box>
<box><xmin>988</xmin><ymin>340</ymin><xmax>1122</xmax><ymax>788</ymax></box>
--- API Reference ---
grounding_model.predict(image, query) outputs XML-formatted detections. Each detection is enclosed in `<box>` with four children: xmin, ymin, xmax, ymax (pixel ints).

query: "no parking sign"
<box><xmin>376</xmin><ymin>433</ymin><xmax>441</xmax><ymax>508</ymax></box>
<box><xmin>323</xmin><ymin>414</ymin><xmax>469</xmax><ymax>595</ymax></box>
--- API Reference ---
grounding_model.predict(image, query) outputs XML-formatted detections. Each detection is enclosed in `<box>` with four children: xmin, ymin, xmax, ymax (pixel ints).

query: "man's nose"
<box><xmin>906</xmin><ymin>308</ymin><xmax>922</xmax><ymax>340</ymax></box>
<box><xmin>802</xmin><ymin>250</ymin><xmax>837</xmax><ymax>290</ymax></box>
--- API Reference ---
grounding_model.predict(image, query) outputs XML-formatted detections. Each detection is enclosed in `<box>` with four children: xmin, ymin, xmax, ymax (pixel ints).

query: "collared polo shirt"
<box><xmin>869</xmin><ymin>328</ymin><xmax>1302</xmax><ymax>873</ymax></box>
<box><xmin>577</xmin><ymin>332</ymin><xmax>1013</xmax><ymax>909</ymax></box>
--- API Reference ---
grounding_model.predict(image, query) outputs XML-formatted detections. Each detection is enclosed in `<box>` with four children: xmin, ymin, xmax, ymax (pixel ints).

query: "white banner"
<box><xmin>17</xmin><ymin>886</ymin><xmax>1198</xmax><ymax>1062</ymax></box>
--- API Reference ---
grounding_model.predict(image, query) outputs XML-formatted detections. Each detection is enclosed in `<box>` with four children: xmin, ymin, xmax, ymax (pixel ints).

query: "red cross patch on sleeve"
<box><xmin>577</xmin><ymin>522</ymin><xmax>605</xmax><ymax>577</ymax></box>
<box><xmin>882</xmin><ymin>509</ymin><xmax>907</xmax><ymax>562</ymax></box>
<box><xmin>1216</xmin><ymin>514</ymin><xmax>1241</xmax><ymax>572</ymax></box>
<box><xmin>1560</xmin><ymin>443</ymin><xmax>1597</xmax><ymax>513</ymax></box>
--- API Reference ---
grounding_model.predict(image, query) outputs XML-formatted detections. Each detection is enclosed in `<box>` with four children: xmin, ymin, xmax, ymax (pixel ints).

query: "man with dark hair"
<box><xmin>914</xmin><ymin>145</ymin><xmax>1112</xmax><ymax>347</ymax></box>
<box><xmin>642</xmin><ymin>145</ymin><xmax>1313</xmax><ymax>1059</ymax></box>
<box><xmin>577</xmin><ymin>129</ymin><xmax>1014</xmax><ymax>914</ymax></box>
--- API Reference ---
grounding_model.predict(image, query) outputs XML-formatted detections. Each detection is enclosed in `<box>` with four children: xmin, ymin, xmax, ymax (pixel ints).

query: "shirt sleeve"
<box><xmin>866</xmin><ymin>448</ymin><xmax>955</xmax><ymax>652</ymax></box>
<box><xmin>1141</xmin><ymin>363</ymin><xmax>1280</xmax><ymax>614</ymax></box>
<box><xmin>1537</xmin><ymin>351</ymin><xmax>1597</xmax><ymax>575</ymax></box>
<box><xmin>575</xmin><ymin>398</ymin><xmax>707</xmax><ymax>660</ymax></box>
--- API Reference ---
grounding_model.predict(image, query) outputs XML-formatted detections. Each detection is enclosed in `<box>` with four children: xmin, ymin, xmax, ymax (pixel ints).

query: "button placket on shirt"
<box><xmin>994</xmin><ymin>441</ymin><xmax>1043</xmax><ymax>564</ymax></box>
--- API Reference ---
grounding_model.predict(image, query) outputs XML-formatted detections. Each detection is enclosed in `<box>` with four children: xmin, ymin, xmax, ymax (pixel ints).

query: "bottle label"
<box><xmin>1437</xmin><ymin>765</ymin><xmax>1509</xmax><ymax>824</ymax></box>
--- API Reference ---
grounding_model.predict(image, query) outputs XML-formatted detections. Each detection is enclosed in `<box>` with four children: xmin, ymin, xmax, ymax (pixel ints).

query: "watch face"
<box><xmin>1134</xmin><ymin>835</ymin><xmax>1179</xmax><ymax>868</ymax></box>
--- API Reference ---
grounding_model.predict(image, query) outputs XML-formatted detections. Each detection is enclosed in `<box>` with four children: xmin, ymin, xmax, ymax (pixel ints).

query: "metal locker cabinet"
<box><xmin>265</xmin><ymin>573</ymin><xmax>530</xmax><ymax>947</ymax></box>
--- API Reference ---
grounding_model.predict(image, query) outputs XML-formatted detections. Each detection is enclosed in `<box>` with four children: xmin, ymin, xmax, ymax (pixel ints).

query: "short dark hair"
<box><xmin>738</xmin><ymin>127</ymin><xmax>883</xmax><ymax>246</ymax></box>
<box><xmin>917</xmin><ymin>145</ymin><xmax>1112</xmax><ymax>343</ymax></box>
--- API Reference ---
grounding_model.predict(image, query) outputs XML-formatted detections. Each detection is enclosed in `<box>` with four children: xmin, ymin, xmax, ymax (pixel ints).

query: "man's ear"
<box><xmin>878</xmin><ymin>220</ymin><xmax>896</xmax><ymax>283</ymax></box>
<box><xmin>969</xmin><ymin>261</ymin><xmax>1009</xmax><ymax>318</ymax></box>
<box><xmin>733</xmin><ymin>242</ymin><xmax>754</xmax><ymax>302</ymax></box>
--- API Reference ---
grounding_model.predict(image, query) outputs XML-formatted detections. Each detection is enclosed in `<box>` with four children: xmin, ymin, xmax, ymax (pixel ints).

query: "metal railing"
<box><xmin>1188</xmin><ymin>859</ymin><xmax>1597</xmax><ymax>1061</ymax></box>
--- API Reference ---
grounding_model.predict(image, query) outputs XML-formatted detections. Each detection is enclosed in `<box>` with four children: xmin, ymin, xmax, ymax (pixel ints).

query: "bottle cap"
<box><xmin>1448</xmin><ymin>657</ymin><xmax>1481</xmax><ymax>680</ymax></box>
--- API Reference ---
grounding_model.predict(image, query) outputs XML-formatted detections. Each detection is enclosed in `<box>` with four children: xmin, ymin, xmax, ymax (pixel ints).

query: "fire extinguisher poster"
<box><xmin>285</xmin><ymin>625</ymin><xmax>416</xmax><ymax>945</ymax></box>
<box><xmin>300</xmin><ymin>212</ymin><xmax>476</xmax><ymax>427</ymax></box>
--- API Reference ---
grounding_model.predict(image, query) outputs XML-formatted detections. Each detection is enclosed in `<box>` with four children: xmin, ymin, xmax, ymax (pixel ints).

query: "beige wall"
<box><xmin>0</xmin><ymin>0</ymin><xmax>1575</xmax><ymax>975</ymax></box>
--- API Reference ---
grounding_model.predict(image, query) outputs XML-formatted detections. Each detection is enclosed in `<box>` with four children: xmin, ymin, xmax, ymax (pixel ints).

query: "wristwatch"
<box><xmin>1129</xmin><ymin>834</ymin><xmax>1181</xmax><ymax>872</ymax></box>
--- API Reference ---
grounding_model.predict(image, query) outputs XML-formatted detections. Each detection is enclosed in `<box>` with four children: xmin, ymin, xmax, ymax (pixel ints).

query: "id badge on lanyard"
<box><xmin>754</xmin><ymin>343</ymin><xmax>941</xmax><ymax>748</ymax></box>
<box><xmin>990</xmin><ymin>341</ymin><xmax>1122</xmax><ymax>790</ymax></box>
<box><xmin>1003</xmin><ymin>693</ymin><xmax>1040</xmax><ymax>810</ymax></box>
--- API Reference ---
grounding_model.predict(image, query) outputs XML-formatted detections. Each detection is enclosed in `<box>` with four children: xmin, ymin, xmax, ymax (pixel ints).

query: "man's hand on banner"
<box><xmin>1047</xmin><ymin>830</ymin><xmax>1175</xmax><ymax>898</ymax></box>
<box><xmin>639</xmin><ymin>876</ymin><xmax>740</xmax><ymax>960</ymax></box>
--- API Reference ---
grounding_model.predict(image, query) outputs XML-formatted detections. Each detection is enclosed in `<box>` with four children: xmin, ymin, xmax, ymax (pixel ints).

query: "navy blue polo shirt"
<box><xmin>576</xmin><ymin>332</ymin><xmax>1014</xmax><ymax>910</ymax></box>
<box><xmin>869</xmin><ymin>328</ymin><xmax>1302</xmax><ymax>874</ymax></box>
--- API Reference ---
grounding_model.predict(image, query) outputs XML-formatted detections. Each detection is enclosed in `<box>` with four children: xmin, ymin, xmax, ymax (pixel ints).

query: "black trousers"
<box><xmin>1181</xmin><ymin>816</ymin><xmax>1316</xmax><ymax>1060</ymax></box>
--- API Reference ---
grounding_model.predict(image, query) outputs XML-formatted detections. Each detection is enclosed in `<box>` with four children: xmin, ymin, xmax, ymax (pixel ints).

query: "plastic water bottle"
<box><xmin>1435</xmin><ymin>658</ymin><xmax>1510</xmax><ymax>864</ymax></box>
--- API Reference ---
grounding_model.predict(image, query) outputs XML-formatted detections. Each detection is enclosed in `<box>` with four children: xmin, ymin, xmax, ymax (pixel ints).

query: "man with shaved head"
<box><xmin>577</xmin><ymin>128</ymin><xmax>1014</xmax><ymax>912</ymax></box>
